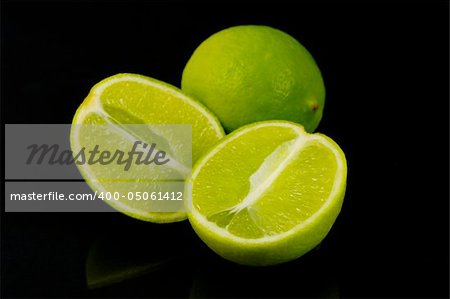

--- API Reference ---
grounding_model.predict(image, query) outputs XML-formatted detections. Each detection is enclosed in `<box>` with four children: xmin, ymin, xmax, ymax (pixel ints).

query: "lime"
<box><xmin>186</xmin><ymin>121</ymin><xmax>346</xmax><ymax>265</ymax></box>
<box><xmin>182</xmin><ymin>25</ymin><xmax>325</xmax><ymax>133</ymax></box>
<box><xmin>71</xmin><ymin>73</ymin><xmax>225</xmax><ymax>223</ymax></box>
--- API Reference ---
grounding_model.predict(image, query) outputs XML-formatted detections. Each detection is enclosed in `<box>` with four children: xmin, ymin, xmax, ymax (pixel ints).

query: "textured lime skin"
<box><xmin>186</xmin><ymin>121</ymin><xmax>346</xmax><ymax>266</ymax></box>
<box><xmin>182</xmin><ymin>25</ymin><xmax>325</xmax><ymax>133</ymax></box>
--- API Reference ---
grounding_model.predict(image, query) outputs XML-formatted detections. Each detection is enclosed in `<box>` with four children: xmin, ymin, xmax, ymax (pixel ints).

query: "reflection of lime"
<box><xmin>71</xmin><ymin>74</ymin><xmax>225</xmax><ymax>223</ymax></box>
<box><xmin>182</xmin><ymin>25</ymin><xmax>325</xmax><ymax>133</ymax></box>
<box><xmin>186</xmin><ymin>121</ymin><xmax>346</xmax><ymax>265</ymax></box>
<box><xmin>86</xmin><ymin>239</ymin><xmax>174</xmax><ymax>289</ymax></box>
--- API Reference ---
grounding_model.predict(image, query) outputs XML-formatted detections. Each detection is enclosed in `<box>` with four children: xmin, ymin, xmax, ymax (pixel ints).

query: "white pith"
<box><xmin>229</xmin><ymin>135</ymin><xmax>308</xmax><ymax>214</ymax></box>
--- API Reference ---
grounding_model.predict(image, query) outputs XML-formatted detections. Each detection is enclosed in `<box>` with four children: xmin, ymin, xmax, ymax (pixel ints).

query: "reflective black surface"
<box><xmin>2</xmin><ymin>1</ymin><xmax>449</xmax><ymax>298</ymax></box>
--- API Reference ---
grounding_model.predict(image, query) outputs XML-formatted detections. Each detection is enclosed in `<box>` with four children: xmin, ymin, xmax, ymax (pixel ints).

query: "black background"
<box><xmin>2</xmin><ymin>1</ymin><xmax>449</xmax><ymax>298</ymax></box>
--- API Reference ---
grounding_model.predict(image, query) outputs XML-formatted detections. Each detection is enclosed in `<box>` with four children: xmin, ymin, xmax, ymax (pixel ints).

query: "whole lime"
<box><xmin>181</xmin><ymin>25</ymin><xmax>325</xmax><ymax>133</ymax></box>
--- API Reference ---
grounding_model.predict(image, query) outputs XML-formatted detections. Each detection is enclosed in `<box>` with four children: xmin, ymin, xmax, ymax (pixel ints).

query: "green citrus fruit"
<box><xmin>71</xmin><ymin>73</ymin><xmax>225</xmax><ymax>223</ymax></box>
<box><xmin>182</xmin><ymin>25</ymin><xmax>325</xmax><ymax>133</ymax></box>
<box><xmin>186</xmin><ymin>121</ymin><xmax>346</xmax><ymax>265</ymax></box>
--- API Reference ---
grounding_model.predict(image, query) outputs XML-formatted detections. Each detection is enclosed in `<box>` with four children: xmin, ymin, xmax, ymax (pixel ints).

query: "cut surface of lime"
<box><xmin>71</xmin><ymin>73</ymin><xmax>225</xmax><ymax>223</ymax></box>
<box><xmin>186</xmin><ymin>121</ymin><xmax>346</xmax><ymax>265</ymax></box>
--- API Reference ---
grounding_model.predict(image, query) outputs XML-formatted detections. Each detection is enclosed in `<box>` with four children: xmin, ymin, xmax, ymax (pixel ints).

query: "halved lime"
<box><xmin>71</xmin><ymin>73</ymin><xmax>225</xmax><ymax>223</ymax></box>
<box><xmin>186</xmin><ymin>121</ymin><xmax>346</xmax><ymax>265</ymax></box>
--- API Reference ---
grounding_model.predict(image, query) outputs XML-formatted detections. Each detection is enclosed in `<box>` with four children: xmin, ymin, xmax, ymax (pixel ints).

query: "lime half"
<box><xmin>186</xmin><ymin>121</ymin><xmax>346</xmax><ymax>265</ymax></box>
<box><xmin>71</xmin><ymin>73</ymin><xmax>225</xmax><ymax>223</ymax></box>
